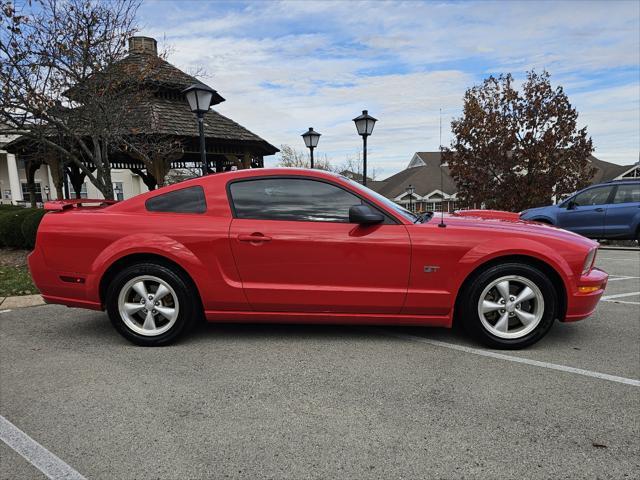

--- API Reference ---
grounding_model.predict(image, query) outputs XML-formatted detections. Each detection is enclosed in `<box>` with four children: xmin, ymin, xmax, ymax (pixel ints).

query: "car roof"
<box><xmin>601</xmin><ymin>179</ymin><xmax>639</xmax><ymax>184</ymax></box>
<box><xmin>109</xmin><ymin>168</ymin><xmax>358</xmax><ymax>214</ymax></box>
<box><xmin>215</xmin><ymin>167</ymin><xmax>344</xmax><ymax>179</ymax></box>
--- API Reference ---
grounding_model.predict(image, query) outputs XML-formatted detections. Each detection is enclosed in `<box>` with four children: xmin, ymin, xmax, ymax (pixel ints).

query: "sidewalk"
<box><xmin>0</xmin><ymin>294</ymin><xmax>45</xmax><ymax>310</ymax></box>
<box><xmin>598</xmin><ymin>246</ymin><xmax>640</xmax><ymax>252</ymax></box>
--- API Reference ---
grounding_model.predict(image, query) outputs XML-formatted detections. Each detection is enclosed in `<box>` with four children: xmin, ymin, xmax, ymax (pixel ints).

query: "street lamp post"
<box><xmin>183</xmin><ymin>83</ymin><xmax>224</xmax><ymax>176</ymax></box>
<box><xmin>352</xmin><ymin>109</ymin><xmax>377</xmax><ymax>186</ymax></box>
<box><xmin>406</xmin><ymin>184</ymin><xmax>415</xmax><ymax>212</ymax></box>
<box><xmin>301</xmin><ymin>127</ymin><xmax>321</xmax><ymax>169</ymax></box>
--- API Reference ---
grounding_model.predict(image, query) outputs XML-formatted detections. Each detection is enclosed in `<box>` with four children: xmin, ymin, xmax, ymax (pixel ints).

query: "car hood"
<box><xmin>520</xmin><ymin>205</ymin><xmax>555</xmax><ymax>217</ymax></box>
<box><xmin>425</xmin><ymin>211</ymin><xmax>596</xmax><ymax>247</ymax></box>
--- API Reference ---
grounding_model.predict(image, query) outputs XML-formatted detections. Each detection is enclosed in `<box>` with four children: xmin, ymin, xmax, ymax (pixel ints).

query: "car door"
<box><xmin>604</xmin><ymin>183</ymin><xmax>640</xmax><ymax>238</ymax></box>
<box><xmin>227</xmin><ymin>176</ymin><xmax>411</xmax><ymax>314</ymax></box>
<box><xmin>556</xmin><ymin>185</ymin><xmax>615</xmax><ymax>237</ymax></box>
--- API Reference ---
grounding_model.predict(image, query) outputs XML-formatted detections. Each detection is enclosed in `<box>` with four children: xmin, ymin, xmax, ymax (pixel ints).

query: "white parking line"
<box><xmin>601</xmin><ymin>292</ymin><xmax>640</xmax><ymax>300</ymax></box>
<box><xmin>374</xmin><ymin>329</ymin><xmax>640</xmax><ymax>387</ymax></box>
<box><xmin>607</xmin><ymin>276</ymin><xmax>640</xmax><ymax>282</ymax></box>
<box><xmin>0</xmin><ymin>309</ymin><xmax>11</xmax><ymax>314</ymax></box>
<box><xmin>0</xmin><ymin>415</ymin><xmax>86</xmax><ymax>480</ymax></box>
<box><xmin>602</xmin><ymin>300</ymin><xmax>640</xmax><ymax>305</ymax></box>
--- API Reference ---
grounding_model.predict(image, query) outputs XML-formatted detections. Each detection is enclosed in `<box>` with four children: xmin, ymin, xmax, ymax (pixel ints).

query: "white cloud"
<box><xmin>140</xmin><ymin>0</ymin><xmax>640</xmax><ymax>177</ymax></box>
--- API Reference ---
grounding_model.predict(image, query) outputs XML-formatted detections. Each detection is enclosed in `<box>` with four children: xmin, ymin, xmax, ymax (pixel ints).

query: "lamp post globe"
<box><xmin>182</xmin><ymin>83</ymin><xmax>223</xmax><ymax>176</ymax></box>
<box><xmin>352</xmin><ymin>109</ymin><xmax>377</xmax><ymax>186</ymax></box>
<box><xmin>301</xmin><ymin>127</ymin><xmax>321</xmax><ymax>169</ymax></box>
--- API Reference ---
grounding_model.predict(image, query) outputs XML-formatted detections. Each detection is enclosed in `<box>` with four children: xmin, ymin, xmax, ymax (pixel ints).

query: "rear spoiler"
<box><xmin>44</xmin><ymin>199</ymin><xmax>118</xmax><ymax>211</ymax></box>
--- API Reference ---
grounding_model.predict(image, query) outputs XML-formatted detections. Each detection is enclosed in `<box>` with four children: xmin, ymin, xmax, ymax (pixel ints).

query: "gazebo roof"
<box><xmin>135</xmin><ymin>95</ymin><xmax>278</xmax><ymax>154</ymax></box>
<box><xmin>6</xmin><ymin>36</ymin><xmax>278</xmax><ymax>158</ymax></box>
<box><xmin>65</xmin><ymin>36</ymin><xmax>225</xmax><ymax>106</ymax></box>
<box><xmin>110</xmin><ymin>53</ymin><xmax>226</xmax><ymax>105</ymax></box>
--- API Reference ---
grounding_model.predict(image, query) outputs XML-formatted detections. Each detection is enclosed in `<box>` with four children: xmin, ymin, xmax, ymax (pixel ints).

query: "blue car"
<box><xmin>520</xmin><ymin>180</ymin><xmax>640</xmax><ymax>241</ymax></box>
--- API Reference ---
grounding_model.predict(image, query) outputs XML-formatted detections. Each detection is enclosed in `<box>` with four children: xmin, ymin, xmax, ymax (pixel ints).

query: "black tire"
<box><xmin>106</xmin><ymin>262</ymin><xmax>198</xmax><ymax>346</ymax></box>
<box><xmin>459</xmin><ymin>263</ymin><xmax>557</xmax><ymax>349</ymax></box>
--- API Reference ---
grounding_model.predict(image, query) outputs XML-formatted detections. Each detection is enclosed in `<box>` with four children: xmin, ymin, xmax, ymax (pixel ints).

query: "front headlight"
<box><xmin>582</xmin><ymin>248</ymin><xmax>597</xmax><ymax>274</ymax></box>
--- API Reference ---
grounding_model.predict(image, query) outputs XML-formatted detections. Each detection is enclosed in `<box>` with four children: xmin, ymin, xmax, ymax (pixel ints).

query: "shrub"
<box><xmin>0</xmin><ymin>210</ymin><xmax>16</xmax><ymax>247</ymax></box>
<box><xmin>21</xmin><ymin>209</ymin><xmax>48</xmax><ymax>249</ymax></box>
<box><xmin>0</xmin><ymin>208</ymin><xmax>40</xmax><ymax>248</ymax></box>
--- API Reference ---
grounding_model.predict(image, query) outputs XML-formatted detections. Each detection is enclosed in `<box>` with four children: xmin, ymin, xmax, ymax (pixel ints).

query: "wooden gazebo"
<box><xmin>5</xmin><ymin>36</ymin><xmax>278</xmax><ymax>199</ymax></box>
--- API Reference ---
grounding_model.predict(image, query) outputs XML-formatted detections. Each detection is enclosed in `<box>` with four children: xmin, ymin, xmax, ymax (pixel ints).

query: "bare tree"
<box><xmin>122</xmin><ymin>134</ymin><xmax>184</xmax><ymax>189</ymax></box>
<box><xmin>276</xmin><ymin>145</ymin><xmax>379</xmax><ymax>183</ymax></box>
<box><xmin>0</xmin><ymin>0</ymin><xmax>143</xmax><ymax>200</ymax></box>
<box><xmin>277</xmin><ymin>144</ymin><xmax>335</xmax><ymax>171</ymax></box>
<box><xmin>337</xmin><ymin>152</ymin><xmax>377</xmax><ymax>182</ymax></box>
<box><xmin>165</xmin><ymin>167</ymin><xmax>200</xmax><ymax>186</ymax></box>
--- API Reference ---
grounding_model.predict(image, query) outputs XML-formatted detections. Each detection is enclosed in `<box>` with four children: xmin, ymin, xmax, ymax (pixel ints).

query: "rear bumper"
<box><xmin>28</xmin><ymin>248</ymin><xmax>102</xmax><ymax>310</ymax></box>
<box><xmin>564</xmin><ymin>268</ymin><xmax>608</xmax><ymax>322</ymax></box>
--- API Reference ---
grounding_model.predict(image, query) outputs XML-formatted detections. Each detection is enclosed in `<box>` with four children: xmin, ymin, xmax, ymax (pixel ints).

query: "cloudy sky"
<box><xmin>140</xmin><ymin>0</ymin><xmax>639</xmax><ymax>178</ymax></box>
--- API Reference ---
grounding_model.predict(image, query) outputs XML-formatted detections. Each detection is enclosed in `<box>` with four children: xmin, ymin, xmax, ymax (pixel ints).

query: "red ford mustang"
<box><xmin>29</xmin><ymin>169</ymin><xmax>608</xmax><ymax>348</ymax></box>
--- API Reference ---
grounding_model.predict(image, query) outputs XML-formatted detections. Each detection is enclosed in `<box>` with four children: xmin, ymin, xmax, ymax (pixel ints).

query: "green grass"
<box><xmin>0</xmin><ymin>265</ymin><xmax>37</xmax><ymax>297</ymax></box>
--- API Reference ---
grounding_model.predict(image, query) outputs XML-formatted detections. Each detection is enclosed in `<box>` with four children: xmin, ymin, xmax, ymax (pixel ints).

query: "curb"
<box><xmin>598</xmin><ymin>246</ymin><xmax>640</xmax><ymax>252</ymax></box>
<box><xmin>0</xmin><ymin>294</ymin><xmax>45</xmax><ymax>310</ymax></box>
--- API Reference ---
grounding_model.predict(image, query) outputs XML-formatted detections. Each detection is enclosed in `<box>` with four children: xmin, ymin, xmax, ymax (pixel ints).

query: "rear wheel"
<box><xmin>106</xmin><ymin>263</ymin><xmax>198</xmax><ymax>346</ymax></box>
<box><xmin>460</xmin><ymin>263</ymin><xmax>557</xmax><ymax>349</ymax></box>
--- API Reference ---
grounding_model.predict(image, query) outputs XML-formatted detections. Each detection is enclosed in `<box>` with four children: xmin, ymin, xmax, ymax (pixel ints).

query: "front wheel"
<box><xmin>459</xmin><ymin>263</ymin><xmax>557</xmax><ymax>349</ymax></box>
<box><xmin>106</xmin><ymin>263</ymin><xmax>198</xmax><ymax>346</ymax></box>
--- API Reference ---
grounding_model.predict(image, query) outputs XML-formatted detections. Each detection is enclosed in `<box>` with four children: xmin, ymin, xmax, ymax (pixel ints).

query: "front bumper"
<box><xmin>564</xmin><ymin>267</ymin><xmax>609</xmax><ymax>322</ymax></box>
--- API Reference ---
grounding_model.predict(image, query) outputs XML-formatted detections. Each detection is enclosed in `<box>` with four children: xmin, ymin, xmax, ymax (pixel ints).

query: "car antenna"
<box><xmin>438</xmin><ymin>107</ymin><xmax>447</xmax><ymax>228</ymax></box>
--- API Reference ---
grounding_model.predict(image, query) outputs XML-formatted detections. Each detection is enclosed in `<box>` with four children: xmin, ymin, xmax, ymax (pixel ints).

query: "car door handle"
<box><xmin>237</xmin><ymin>233</ymin><xmax>272</xmax><ymax>243</ymax></box>
<box><xmin>594</xmin><ymin>208</ymin><xmax>604</xmax><ymax>212</ymax></box>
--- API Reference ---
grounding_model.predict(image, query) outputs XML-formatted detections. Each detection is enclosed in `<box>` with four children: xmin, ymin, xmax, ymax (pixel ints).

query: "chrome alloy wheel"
<box><xmin>117</xmin><ymin>275</ymin><xmax>179</xmax><ymax>337</ymax></box>
<box><xmin>477</xmin><ymin>275</ymin><xmax>544</xmax><ymax>340</ymax></box>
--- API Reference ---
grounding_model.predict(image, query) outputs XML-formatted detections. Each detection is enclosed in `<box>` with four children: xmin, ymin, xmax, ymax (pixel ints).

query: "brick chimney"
<box><xmin>128</xmin><ymin>36</ymin><xmax>157</xmax><ymax>55</ymax></box>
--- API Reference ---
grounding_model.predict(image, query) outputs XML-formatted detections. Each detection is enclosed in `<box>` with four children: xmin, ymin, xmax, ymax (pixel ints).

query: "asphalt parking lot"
<box><xmin>1</xmin><ymin>249</ymin><xmax>639</xmax><ymax>479</ymax></box>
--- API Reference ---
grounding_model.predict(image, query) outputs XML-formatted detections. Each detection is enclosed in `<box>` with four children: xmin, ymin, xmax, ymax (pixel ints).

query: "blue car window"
<box><xmin>572</xmin><ymin>186</ymin><xmax>613</xmax><ymax>206</ymax></box>
<box><xmin>612</xmin><ymin>184</ymin><xmax>640</xmax><ymax>204</ymax></box>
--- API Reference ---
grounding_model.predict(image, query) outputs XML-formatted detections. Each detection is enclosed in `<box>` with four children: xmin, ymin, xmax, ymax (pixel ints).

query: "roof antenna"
<box><xmin>438</xmin><ymin>107</ymin><xmax>446</xmax><ymax>228</ymax></box>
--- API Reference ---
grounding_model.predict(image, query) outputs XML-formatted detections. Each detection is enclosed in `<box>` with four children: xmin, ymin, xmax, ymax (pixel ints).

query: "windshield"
<box><xmin>342</xmin><ymin>176</ymin><xmax>418</xmax><ymax>222</ymax></box>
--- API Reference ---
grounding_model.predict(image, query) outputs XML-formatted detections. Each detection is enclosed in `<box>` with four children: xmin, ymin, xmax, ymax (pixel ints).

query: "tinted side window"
<box><xmin>230</xmin><ymin>178</ymin><xmax>363</xmax><ymax>222</ymax></box>
<box><xmin>612</xmin><ymin>184</ymin><xmax>640</xmax><ymax>204</ymax></box>
<box><xmin>145</xmin><ymin>186</ymin><xmax>206</xmax><ymax>213</ymax></box>
<box><xmin>572</xmin><ymin>186</ymin><xmax>613</xmax><ymax>206</ymax></box>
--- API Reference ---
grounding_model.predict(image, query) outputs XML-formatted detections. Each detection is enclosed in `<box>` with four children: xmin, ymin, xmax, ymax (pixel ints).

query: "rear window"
<box><xmin>145</xmin><ymin>186</ymin><xmax>206</xmax><ymax>213</ymax></box>
<box><xmin>613</xmin><ymin>184</ymin><xmax>640</xmax><ymax>204</ymax></box>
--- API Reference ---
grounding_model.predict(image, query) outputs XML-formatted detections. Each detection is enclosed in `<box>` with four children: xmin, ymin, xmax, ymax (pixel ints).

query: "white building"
<box><xmin>0</xmin><ymin>151</ymin><xmax>150</xmax><ymax>206</ymax></box>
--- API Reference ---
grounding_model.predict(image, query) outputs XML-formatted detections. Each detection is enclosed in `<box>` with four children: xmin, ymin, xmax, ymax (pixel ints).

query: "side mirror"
<box><xmin>566</xmin><ymin>200</ymin><xmax>577</xmax><ymax>210</ymax></box>
<box><xmin>349</xmin><ymin>204</ymin><xmax>384</xmax><ymax>225</ymax></box>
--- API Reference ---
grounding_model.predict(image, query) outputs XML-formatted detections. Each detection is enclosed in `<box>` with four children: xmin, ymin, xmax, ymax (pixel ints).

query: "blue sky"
<box><xmin>139</xmin><ymin>0</ymin><xmax>640</xmax><ymax>177</ymax></box>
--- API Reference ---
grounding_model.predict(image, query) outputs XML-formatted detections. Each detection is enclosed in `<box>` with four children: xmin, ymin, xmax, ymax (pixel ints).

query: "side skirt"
<box><xmin>204</xmin><ymin>310</ymin><xmax>452</xmax><ymax>328</ymax></box>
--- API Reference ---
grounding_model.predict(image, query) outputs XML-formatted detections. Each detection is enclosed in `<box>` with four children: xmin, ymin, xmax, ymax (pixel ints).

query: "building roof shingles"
<box><xmin>373</xmin><ymin>152</ymin><xmax>457</xmax><ymax>199</ymax></box>
<box><xmin>136</xmin><ymin>96</ymin><xmax>276</xmax><ymax>147</ymax></box>
<box><xmin>371</xmin><ymin>152</ymin><xmax>636</xmax><ymax>199</ymax></box>
<box><xmin>58</xmin><ymin>50</ymin><xmax>278</xmax><ymax>155</ymax></box>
